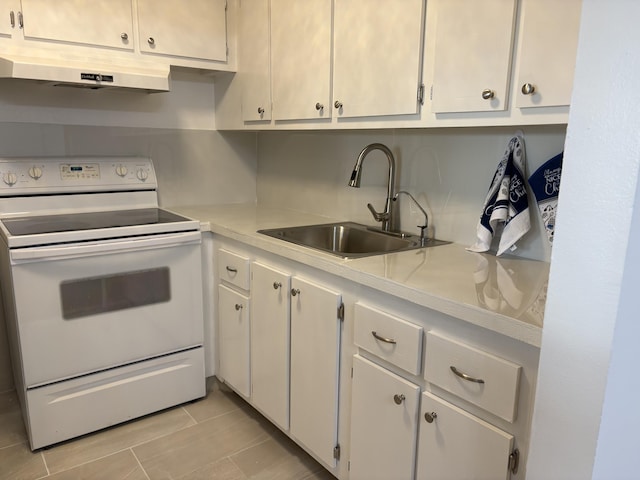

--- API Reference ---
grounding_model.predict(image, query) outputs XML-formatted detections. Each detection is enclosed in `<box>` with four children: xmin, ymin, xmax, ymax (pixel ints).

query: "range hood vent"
<box><xmin>0</xmin><ymin>55</ymin><xmax>170</xmax><ymax>92</ymax></box>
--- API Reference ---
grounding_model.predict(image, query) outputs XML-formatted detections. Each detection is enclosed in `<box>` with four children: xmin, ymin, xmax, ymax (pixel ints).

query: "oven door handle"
<box><xmin>10</xmin><ymin>231</ymin><xmax>201</xmax><ymax>263</ymax></box>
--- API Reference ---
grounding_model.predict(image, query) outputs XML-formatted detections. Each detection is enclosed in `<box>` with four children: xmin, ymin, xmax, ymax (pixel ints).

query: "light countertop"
<box><xmin>169</xmin><ymin>204</ymin><xmax>548</xmax><ymax>347</ymax></box>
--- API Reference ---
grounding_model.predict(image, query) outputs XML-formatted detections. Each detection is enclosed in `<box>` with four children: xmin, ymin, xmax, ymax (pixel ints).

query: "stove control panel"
<box><xmin>0</xmin><ymin>157</ymin><xmax>157</xmax><ymax>195</ymax></box>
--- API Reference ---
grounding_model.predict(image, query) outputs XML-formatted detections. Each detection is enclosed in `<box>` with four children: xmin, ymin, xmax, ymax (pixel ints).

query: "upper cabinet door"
<box><xmin>332</xmin><ymin>0</ymin><xmax>425</xmax><ymax>118</ymax></box>
<box><xmin>19</xmin><ymin>0</ymin><xmax>133</xmax><ymax>50</ymax></box>
<box><xmin>270</xmin><ymin>0</ymin><xmax>332</xmax><ymax>121</ymax></box>
<box><xmin>514</xmin><ymin>0</ymin><xmax>582</xmax><ymax>109</ymax></box>
<box><xmin>137</xmin><ymin>0</ymin><xmax>227</xmax><ymax>62</ymax></box>
<box><xmin>239</xmin><ymin>0</ymin><xmax>271</xmax><ymax>122</ymax></box>
<box><xmin>430</xmin><ymin>0</ymin><xmax>517</xmax><ymax>113</ymax></box>
<box><xmin>1</xmin><ymin>1</ymin><xmax>21</xmax><ymax>38</ymax></box>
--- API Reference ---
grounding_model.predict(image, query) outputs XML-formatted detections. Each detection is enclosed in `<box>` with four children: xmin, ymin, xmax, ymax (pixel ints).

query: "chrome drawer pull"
<box><xmin>450</xmin><ymin>366</ymin><xmax>485</xmax><ymax>384</ymax></box>
<box><xmin>371</xmin><ymin>331</ymin><xmax>396</xmax><ymax>344</ymax></box>
<box><xmin>225</xmin><ymin>266</ymin><xmax>237</xmax><ymax>273</ymax></box>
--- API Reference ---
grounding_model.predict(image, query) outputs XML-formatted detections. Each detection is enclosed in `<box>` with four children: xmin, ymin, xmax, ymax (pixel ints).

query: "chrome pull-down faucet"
<box><xmin>348</xmin><ymin>143</ymin><xmax>397</xmax><ymax>232</ymax></box>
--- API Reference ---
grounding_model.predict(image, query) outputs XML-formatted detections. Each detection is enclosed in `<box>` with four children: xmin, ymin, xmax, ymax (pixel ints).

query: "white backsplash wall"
<box><xmin>256</xmin><ymin>126</ymin><xmax>567</xmax><ymax>262</ymax></box>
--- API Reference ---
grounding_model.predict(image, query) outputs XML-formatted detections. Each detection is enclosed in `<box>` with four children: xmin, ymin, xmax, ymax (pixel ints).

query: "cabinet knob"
<box><xmin>521</xmin><ymin>83</ymin><xmax>536</xmax><ymax>95</ymax></box>
<box><xmin>424</xmin><ymin>411</ymin><xmax>437</xmax><ymax>423</ymax></box>
<box><xmin>481</xmin><ymin>89</ymin><xmax>495</xmax><ymax>100</ymax></box>
<box><xmin>121</xmin><ymin>32</ymin><xmax>128</xmax><ymax>41</ymax></box>
<box><xmin>315</xmin><ymin>102</ymin><xmax>324</xmax><ymax>111</ymax></box>
<box><xmin>334</xmin><ymin>101</ymin><xmax>343</xmax><ymax>109</ymax></box>
<box><xmin>148</xmin><ymin>37</ymin><xmax>155</xmax><ymax>46</ymax></box>
<box><xmin>393</xmin><ymin>394</ymin><xmax>405</xmax><ymax>405</ymax></box>
<box><xmin>235</xmin><ymin>304</ymin><xmax>243</xmax><ymax>311</ymax></box>
<box><xmin>257</xmin><ymin>107</ymin><xmax>265</xmax><ymax>114</ymax></box>
<box><xmin>273</xmin><ymin>281</ymin><xmax>282</xmax><ymax>290</ymax></box>
<box><xmin>291</xmin><ymin>288</ymin><xmax>300</xmax><ymax>296</ymax></box>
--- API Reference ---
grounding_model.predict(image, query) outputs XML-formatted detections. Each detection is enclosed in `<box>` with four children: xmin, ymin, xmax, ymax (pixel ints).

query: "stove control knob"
<box><xmin>28</xmin><ymin>166</ymin><xmax>43</xmax><ymax>180</ymax></box>
<box><xmin>115</xmin><ymin>164</ymin><xmax>128</xmax><ymax>177</ymax></box>
<box><xmin>3</xmin><ymin>172</ymin><xmax>17</xmax><ymax>186</ymax></box>
<box><xmin>136</xmin><ymin>168</ymin><xmax>149</xmax><ymax>182</ymax></box>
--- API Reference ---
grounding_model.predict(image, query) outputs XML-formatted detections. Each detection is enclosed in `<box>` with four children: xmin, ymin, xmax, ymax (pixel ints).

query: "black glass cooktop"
<box><xmin>1</xmin><ymin>208</ymin><xmax>192</xmax><ymax>236</ymax></box>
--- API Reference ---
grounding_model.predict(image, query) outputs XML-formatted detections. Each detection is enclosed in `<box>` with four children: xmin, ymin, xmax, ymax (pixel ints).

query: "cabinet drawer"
<box><xmin>218</xmin><ymin>248</ymin><xmax>250</xmax><ymax>291</ymax></box>
<box><xmin>424</xmin><ymin>331</ymin><xmax>521</xmax><ymax>422</ymax></box>
<box><xmin>354</xmin><ymin>303</ymin><xmax>423</xmax><ymax>375</ymax></box>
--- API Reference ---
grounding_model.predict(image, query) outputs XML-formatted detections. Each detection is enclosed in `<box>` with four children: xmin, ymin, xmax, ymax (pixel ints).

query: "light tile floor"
<box><xmin>0</xmin><ymin>379</ymin><xmax>334</xmax><ymax>480</ymax></box>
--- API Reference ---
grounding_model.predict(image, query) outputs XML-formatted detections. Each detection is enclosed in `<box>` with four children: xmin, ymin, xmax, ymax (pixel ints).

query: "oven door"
<box><xmin>8</xmin><ymin>231</ymin><xmax>204</xmax><ymax>387</ymax></box>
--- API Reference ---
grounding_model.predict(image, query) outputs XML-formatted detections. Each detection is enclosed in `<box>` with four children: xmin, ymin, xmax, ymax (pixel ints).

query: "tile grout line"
<box><xmin>131</xmin><ymin>448</ymin><xmax>151</xmax><ymax>480</ymax></box>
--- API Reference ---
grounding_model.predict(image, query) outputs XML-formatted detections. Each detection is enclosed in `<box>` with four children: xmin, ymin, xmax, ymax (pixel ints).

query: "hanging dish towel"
<box><xmin>467</xmin><ymin>132</ymin><xmax>530</xmax><ymax>256</ymax></box>
<box><xmin>528</xmin><ymin>152</ymin><xmax>563</xmax><ymax>246</ymax></box>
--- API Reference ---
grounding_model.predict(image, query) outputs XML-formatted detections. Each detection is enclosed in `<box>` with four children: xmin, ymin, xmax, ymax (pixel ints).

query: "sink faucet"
<box><xmin>393</xmin><ymin>190</ymin><xmax>429</xmax><ymax>246</ymax></box>
<box><xmin>348</xmin><ymin>143</ymin><xmax>397</xmax><ymax>232</ymax></box>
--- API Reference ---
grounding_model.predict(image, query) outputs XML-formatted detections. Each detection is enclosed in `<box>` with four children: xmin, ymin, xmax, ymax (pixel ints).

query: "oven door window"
<box><xmin>60</xmin><ymin>267</ymin><xmax>171</xmax><ymax>320</ymax></box>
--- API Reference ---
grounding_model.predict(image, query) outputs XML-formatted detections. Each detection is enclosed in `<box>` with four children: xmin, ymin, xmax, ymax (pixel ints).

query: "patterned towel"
<box><xmin>467</xmin><ymin>133</ymin><xmax>530</xmax><ymax>256</ymax></box>
<box><xmin>528</xmin><ymin>152</ymin><xmax>563</xmax><ymax>246</ymax></box>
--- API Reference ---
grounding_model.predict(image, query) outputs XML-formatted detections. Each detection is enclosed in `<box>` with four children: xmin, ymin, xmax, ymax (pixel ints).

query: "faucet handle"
<box><xmin>367</xmin><ymin>203</ymin><xmax>388</xmax><ymax>222</ymax></box>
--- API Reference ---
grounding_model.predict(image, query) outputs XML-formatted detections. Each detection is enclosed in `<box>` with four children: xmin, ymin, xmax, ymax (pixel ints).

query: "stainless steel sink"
<box><xmin>258</xmin><ymin>222</ymin><xmax>449</xmax><ymax>258</ymax></box>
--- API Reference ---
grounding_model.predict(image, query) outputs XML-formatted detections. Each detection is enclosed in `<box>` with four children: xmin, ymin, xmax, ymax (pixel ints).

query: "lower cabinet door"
<box><xmin>250</xmin><ymin>262</ymin><xmax>291</xmax><ymax>430</ymax></box>
<box><xmin>349</xmin><ymin>355</ymin><xmax>420</xmax><ymax>480</ymax></box>
<box><xmin>218</xmin><ymin>284</ymin><xmax>250</xmax><ymax>397</ymax></box>
<box><xmin>416</xmin><ymin>391</ymin><xmax>514</xmax><ymax>480</ymax></box>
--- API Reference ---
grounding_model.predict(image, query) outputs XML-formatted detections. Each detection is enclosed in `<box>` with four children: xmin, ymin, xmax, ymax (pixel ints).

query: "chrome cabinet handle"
<box><xmin>521</xmin><ymin>83</ymin><xmax>536</xmax><ymax>95</ymax></box>
<box><xmin>424</xmin><ymin>411</ymin><xmax>437</xmax><ymax>423</ymax></box>
<box><xmin>291</xmin><ymin>288</ymin><xmax>300</xmax><ymax>296</ymax></box>
<box><xmin>481</xmin><ymin>89</ymin><xmax>494</xmax><ymax>100</ymax></box>
<box><xmin>225</xmin><ymin>266</ymin><xmax>237</xmax><ymax>273</ymax></box>
<box><xmin>393</xmin><ymin>394</ymin><xmax>405</xmax><ymax>405</ymax></box>
<box><xmin>334</xmin><ymin>101</ymin><xmax>343</xmax><ymax>109</ymax></box>
<box><xmin>235</xmin><ymin>304</ymin><xmax>243</xmax><ymax>311</ymax></box>
<box><xmin>257</xmin><ymin>107</ymin><xmax>265</xmax><ymax>114</ymax></box>
<box><xmin>450</xmin><ymin>365</ymin><xmax>485</xmax><ymax>384</ymax></box>
<box><xmin>315</xmin><ymin>102</ymin><xmax>324</xmax><ymax>111</ymax></box>
<box><xmin>148</xmin><ymin>37</ymin><xmax>155</xmax><ymax>46</ymax></box>
<box><xmin>371</xmin><ymin>331</ymin><xmax>396</xmax><ymax>344</ymax></box>
<box><xmin>10</xmin><ymin>11</ymin><xmax>15</xmax><ymax>28</ymax></box>
<box><xmin>17</xmin><ymin>11</ymin><xmax>23</xmax><ymax>28</ymax></box>
<box><xmin>273</xmin><ymin>282</ymin><xmax>282</xmax><ymax>290</ymax></box>
<box><xmin>121</xmin><ymin>32</ymin><xmax>128</xmax><ymax>41</ymax></box>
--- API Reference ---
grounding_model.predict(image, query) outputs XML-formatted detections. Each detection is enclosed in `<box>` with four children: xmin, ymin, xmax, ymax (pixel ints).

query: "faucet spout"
<box><xmin>348</xmin><ymin>143</ymin><xmax>397</xmax><ymax>231</ymax></box>
<box><xmin>393</xmin><ymin>190</ymin><xmax>429</xmax><ymax>246</ymax></box>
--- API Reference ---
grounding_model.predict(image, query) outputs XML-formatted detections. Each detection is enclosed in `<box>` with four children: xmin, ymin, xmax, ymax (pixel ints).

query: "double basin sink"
<box><xmin>258</xmin><ymin>222</ymin><xmax>449</xmax><ymax>259</ymax></box>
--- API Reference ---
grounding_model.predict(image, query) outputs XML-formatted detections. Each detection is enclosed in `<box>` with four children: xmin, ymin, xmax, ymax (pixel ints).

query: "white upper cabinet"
<box><xmin>430</xmin><ymin>0</ymin><xmax>517</xmax><ymax>113</ymax></box>
<box><xmin>332</xmin><ymin>0</ymin><xmax>425</xmax><ymax>118</ymax></box>
<box><xmin>137</xmin><ymin>0</ymin><xmax>227</xmax><ymax>62</ymax></box>
<box><xmin>239</xmin><ymin>0</ymin><xmax>271</xmax><ymax>122</ymax></box>
<box><xmin>514</xmin><ymin>0</ymin><xmax>582</xmax><ymax>109</ymax></box>
<box><xmin>270</xmin><ymin>0</ymin><xmax>332</xmax><ymax>121</ymax></box>
<box><xmin>18</xmin><ymin>0</ymin><xmax>134</xmax><ymax>50</ymax></box>
<box><xmin>1</xmin><ymin>1</ymin><xmax>20</xmax><ymax>38</ymax></box>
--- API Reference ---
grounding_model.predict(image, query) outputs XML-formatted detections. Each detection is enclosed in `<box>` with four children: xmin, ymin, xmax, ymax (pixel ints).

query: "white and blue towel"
<box><xmin>528</xmin><ymin>152</ymin><xmax>563</xmax><ymax>246</ymax></box>
<box><xmin>468</xmin><ymin>133</ymin><xmax>530</xmax><ymax>256</ymax></box>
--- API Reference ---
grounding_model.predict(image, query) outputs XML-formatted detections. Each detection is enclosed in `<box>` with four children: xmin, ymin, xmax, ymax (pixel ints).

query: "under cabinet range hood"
<box><xmin>0</xmin><ymin>54</ymin><xmax>170</xmax><ymax>92</ymax></box>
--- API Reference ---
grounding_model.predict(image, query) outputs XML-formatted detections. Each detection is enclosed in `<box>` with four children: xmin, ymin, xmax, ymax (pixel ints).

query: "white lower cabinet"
<box><xmin>290</xmin><ymin>276</ymin><xmax>342</xmax><ymax>468</ymax></box>
<box><xmin>416</xmin><ymin>391</ymin><xmax>514</xmax><ymax>480</ymax></box>
<box><xmin>250</xmin><ymin>262</ymin><xmax>291</xmax><ymax>430</ymax></box>
<box><xmin>349</xmin><ymin>354</ymin><xmax>420</xmax><ymax>480</ymax></box>
<box><xmin>218</xmin><ymin>283</ymin><xmax>251</xmax><ymax>398</ymax></box>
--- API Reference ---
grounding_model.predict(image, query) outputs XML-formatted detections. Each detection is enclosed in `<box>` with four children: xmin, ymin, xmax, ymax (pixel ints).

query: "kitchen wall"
<box><xmin>257</xmin><ymin>125</ymin><xmax>567</xmax><ymax>262</ymax></box>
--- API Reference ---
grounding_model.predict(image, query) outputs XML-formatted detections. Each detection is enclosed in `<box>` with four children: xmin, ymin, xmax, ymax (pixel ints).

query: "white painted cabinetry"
<box><xmin>349</xmin><ymin>354</ymin><xmax>420</xmax><ymax>480</ymax></box>
<box><xmin>1</xmin><ymin>1</ymin><xmax>20</xmax><ymax>38</ymax></box>
<box><xmin>430</xmin><ymin>0</ymin><xmax>517</xmax><ymax>113</ymax></box>
<box><xmin>332</xmin><ymin>0</ymin><xmax>425</xmax><ymax>118</ymax></box>
<box><xmin>270</xmin><ymin>0</ymin><xmax>332</xmax><ymax>121</ymax></box>
<box><xmin>17</xmin><ymin>0</ymin><xmax>134</xmax><ymax>50</ymax></box>
<box><xmin>137</xmin><ymin>0</ymin><xmax>227</xmax><ymax>63</ymax></box>
<box><xmin>250</xmin><ymin>262</ymin><xmax>290</xmax><ymax>430</ymax></box>
<box><xmin>289</xmin><ymin>276</ymin><xmax>342</xmax><ymax>467</ymax></box>
<box><xmin>514</xmin><ymin>0</ymin><xmax>582</xmax><ymax>109</ymax></box>
<box><xmin>238</xmin><ymin>0</ymin><xmax>271</xmax><ymax>121</ymax></box>
<box><xmin>416</xmin><ymin>391</ymin><xmax>515</xmax><ymax>480</ymax></box>
<box><xmin>217</xmin><ymin>248</ymin><xmax>251</xmax><ymax>397</ymax></box>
